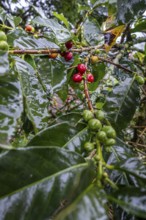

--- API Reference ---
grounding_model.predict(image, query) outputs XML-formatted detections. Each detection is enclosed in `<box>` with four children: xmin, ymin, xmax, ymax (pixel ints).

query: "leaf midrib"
<box><xmin>0</xmin><ymin>162</ymin><xmax>88</xmax><ymax>200</ymax></box>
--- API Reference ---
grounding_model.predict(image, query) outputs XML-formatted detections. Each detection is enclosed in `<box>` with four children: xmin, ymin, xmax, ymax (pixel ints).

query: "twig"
<box><xmin>120</xmin><ymin>23</ymin><xmax>131</xmax><ymax>44</ymax></box>
<box><xmin>9</xmin><ymin>46</ymin><xmax>133</xmax><ymax>74</ymax></box>
<box><xmin>9</xmin><ymin>45</ymin><xmax>102</xmax><ymax>55</ymax></box>
<box><xmin>128</xmin><ymin>141</ymin><xmax>146</xmax><ymax>147</ymax></box>
<box><xmin>98</xmin><ymin>56</ymin><xmax>133</xmax><ymax>73</ymax></box>
<box><xmin>132</xmin><ymin>125</ymin><xmax>146</xmax><ymax>128</ymax></box>
<box><xmin>84</xmin><ymin>52</ymin><xmax>94</xmax><ymax>111</ymax></box>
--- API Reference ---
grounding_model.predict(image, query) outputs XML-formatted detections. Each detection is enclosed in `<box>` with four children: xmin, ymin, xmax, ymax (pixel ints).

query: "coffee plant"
<box><xmin>0</xmin><ymin>0</ymin><xmax>146</xmax><ymax>219</ymax></box>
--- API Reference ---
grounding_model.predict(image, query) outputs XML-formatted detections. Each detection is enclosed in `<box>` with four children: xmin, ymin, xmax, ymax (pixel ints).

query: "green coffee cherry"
<box><xmin>105</xmin><ymin>146</ymin><xmax>112</xmax><ymax>152</ymax></box>
<box><xmin>105</xmin><ymin>138</ymin><xmax>116</xmax><ymax>146</ymax></box>
<box><xmin>102</xmin><ymin>126</ymin><xmax>116</xmax><ymax>138</ymax></box>
<box><xmin>135</xmin><ymin>75</ymin><xmax>145</xmax><ymax>85</ymax></box>
<box><xmin>82</xmin><ymin>110</ymin><xmax>94</xmax><ymax>122</ymax></box>
<box><xmin>96</xmin><ymin>131</ymin><xmax>107</xmax><ymax>142</ymax></box>
<box><xmin>0</xmin><ymin>31</ymin><xmax>7</xmax><ymax>41</ymax></box>
<box><xmin>94</xmin><ymin>154</ymin><xmax>100</xmax><ymax>161</ymax></box>
<box><xmin>103</xmin><ymin>172</ymin><xmax>108</xmax><ymax>178</ymax></box>
<box><xmin>88</xmin><ymin>118</ymin><xmax>102</xmax><ymax>131</ymax></box>
<box><xmin>0</xmin><ymin>41</ymin><xmax>9</xmax><ymax>51</ymax></box>
<box><xmin>84</xmin><ymin>142</ymin><xmax>95</xmax><ymax>151</ymax></box>
<box><xmin>95</xmin><ymin>110</ymin><xmax>105</xmax><ymax>121</ymax></box>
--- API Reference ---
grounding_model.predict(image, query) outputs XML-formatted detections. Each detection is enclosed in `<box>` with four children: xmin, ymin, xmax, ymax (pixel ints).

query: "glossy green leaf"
<box><xmin>53</xmin><ymin>12</ymin><xmax>70</xmax><ymax>29</ymax></box>
<box><xmin>6</xmin><ymin>13</ymin><xmax>15</xmax><ymax>28</ymax></box>
<box><xmin>93</xmin><ymin>0</ymin><xmax>108</xmax><ymax>8</ymax></box>
<box><xmin>117</xmin><ymin>0</ymin><xmax>146</xmax><ymax>23</ymax></box>
<box><xmin>116</xmin><ymin>157</ymin><xmax>146</xmax><ymax>181</ymax></box>
<box><xmin>0</xmin><ymin>52</ymin><xmax>9</xmax><ymax>76</ymax></box>
<box><xmin>0</xmin><ymin>147</ymin><xmax>95</xmax><ymax>220</ymax></box>
<box><xmin>106</xmin><ymin>138</ymin><xmax>135</xmax><ymax>164</ymax></box>
<box><xmin>14</xmin><ymin>36</ymin><xmax>59</xmax><ymax>49</ymax></box>
<box><xmin>33</xmin><ymin>16</ymin><xmax>71</xmax><ymax>43</ymax></box>
<box><xmin>104</xmin><ymin>76</ymin><xmax>140</xmax><ymax>133</ymax></box>
<box><xmin>7</xmin><ymin>28</ymin><xmax>28</xmax><ymax>47</ymax></box>
<box><xmin>83</xmin><ymin>18</ymin><xmax>101</xmax><ymax>45</ymax></box>
<box><xmin>112</xmin><ymin>205</ymin><xmax>137</xmax><ymax>220</ymax></box>
<box><xmin>92</xmin><ymin>63</ymin><xmax>106</xmax><ymax>82</ymax></box>
<box><xmin>0</xmin><ymin>147</ymin><xmax>85</xmax><ymax>196</ymax></box>
<box><xmin>13</xmin><ymin>16</ymin><xmax>22</xmax><ymax>26</ymax></box>
<box><xmin>131</xmin><ymin>20</ymin><xmax>146</xmax><ymax>33</ymax></box>
<box><xmin>33</xmin><ymin>6</ymin><xmax>47</xmax><ymax>18</ymax></box>
<box><xmin>107</xmin><ymin>139</ymin><xmax>146</xmax><ymax>187</ymax></box>
<box><xmin>27</xmin><ymin>113</ymin><xmax>89</xmax><ymax>154</ymax></box>
<box><xmin>89</xmin><ymin>62</ymin><xmax>106</xmax><ymax>92</ymax></box>
<box><xmin>108</xmin><ymin>187</ymin><xmax>146</xmax><ymax>218</ymax></box>
<box><xmin>55</xmin><ymin>187</ymin><xmax>108</xmax><ymax>220</ymax></box>
<box><xmin>24</xmin><ymin>54</ymin><xmax>37</xmax><ymax>69</ymax></box>
<box><xmin>49</xmin><ymin>0</ymin><xmax>83</xmax><ymax>24</ymax></box>
<box><xmin>37</xmin><ymin>57</ymin><xmax>67</xmax><ymax>96</ymax></box>
<box><xmin>0</xmin><ymin>7</ymin><xmax>16</xmax><ymax>28</ymax></box>
<box><xmin>105</xmin><ymin>138</ymin><xmax>136</xmax><ymax>186</ymax></box>
<box><xmin>0</xmin><ymin>73</ymin><xmax>23</xmax><ymax>145</ymax></box>
<box><xmin>0</xmin><ymin>7</ymin><xmax>6</xmax><ymax>22</ymax></box>
<box><xmin>14</xmin><ymin>57</ymin><xmax>49</xmax><ymax>131</ymax></box>
<box><xmin>27</xmin><ymin>122</ymin><xmax>80</xmax><ymax>147</ymax></box>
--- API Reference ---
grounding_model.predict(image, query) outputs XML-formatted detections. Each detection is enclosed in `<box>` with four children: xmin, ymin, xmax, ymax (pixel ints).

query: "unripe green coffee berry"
<box><xmin>95</xmin><ymin>110</ymin><xmax>105</xmax><ymax>121</ymax></box>
<box><xmin>105</xmin><ymin>138</ymin><xmax>116</xmax><ymax>146</ymax></box>
<box><xmin>102</xmin><ymin>126</ymin><xmax>116</xmax><ymax>139</ymax></box>
<box><xmin>94</xmin><ymin>154</ymin><xmax>100</xmax><ymax>161</ymax></box>
<box><xmin>0</xmin><ymin>41</ymin><xmax>9</xmax><ymax>51</ymax></box>
<box><xmin>96</xmin><ymin>131</ymin><xmax>107</xmax><ymax>142</ymax></box>
<box><xmin>84</xmin><ymin>142</ymin><xmax>95</xmax><ymax>151</ymax></box>
<box><xmin>88</xmin><ymin>118</ymin><xmax>102</xmax><ymax>131</ymax></box>
<box><xmin>105</xmin><ymin>146</ymin><xmax>112</xmax><ymax>152</ymax></box>
<box><xmin>103</xmin><ymin>172</ymin><xmax>108</xmax><ymax>178</ymax></box>
<box><xmin>82</xmin><ymin>110</ymin><xmax>94</xmax><ymax>122</ymax></box>
<box><xmin>132</xmin><ymin>34</ymin><xmax>136</xmax><ymax>39</ymax></box>
<box><xmin>0</xmin><ymin>31</ymin><xmax>7</xmax><ymax>41</ymax></box>
<box><xmin>135</xmin><ymin>75</ymin><xmax>145</xmax><ymax>85</ymax></box>
<box><xmin>91</xmin><ymin>158</ymin><xmax>97</xmax><ymax>165</ymax></box>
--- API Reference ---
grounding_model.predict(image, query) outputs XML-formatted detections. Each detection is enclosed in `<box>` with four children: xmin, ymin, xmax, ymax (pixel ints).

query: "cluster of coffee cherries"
<box><xmin>72</xmin><ymin>64</ymin><xmax>94</xmax><ymax>83</ymax></box>
<box><xmin>48</xmin><ymin>40</ymin><xmax>73</xmax><ymax>60</ymax></box>
<box><xmin>47</xmin><ymin>40</ymin><xmax>73</xmax><ymax>60</ymax></box>
<box><xmin>82</xmin><ymin>109</ymin><xmax>116</xmax><ymax>153</ymax></box>
<box><xmin>0</xmin><ymin>30</ymin><xmax>9</xmax><ymax>51</ymax></box>
<box><xmin>61</xmin><ymin>40</ymin><xmax>73</xmax><ymax>61</ymax></box>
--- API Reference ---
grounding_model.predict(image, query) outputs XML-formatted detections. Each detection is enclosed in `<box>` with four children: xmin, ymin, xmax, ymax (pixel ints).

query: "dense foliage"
<box><xmin>0</xmin><ymin>0</ymin><xmax>146</xmax><ymax>219</ymax></box>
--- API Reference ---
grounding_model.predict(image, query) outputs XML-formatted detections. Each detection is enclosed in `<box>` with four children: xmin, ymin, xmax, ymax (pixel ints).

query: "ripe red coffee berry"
<box><xmin>65</xmin><ymin>40</ymin><xmax>73</xmax><ymax>49</ymax></box>
<box><xmin>64</xmin><ymin>52</ymin><xmax>73</xmax><ymax>61</ymax></box>
<box><xmin>72</xmin><ymin>73</ymin><xmax>83</xmax><ymax>83</ymax></box>
<box><xmin>77</xmin><ymin>64</ymin><xmax>87</xmax><ymax>74</ymax></box>
<box><xmin>25</xmin><ymin>25</ymin><xmax>34</xmax><ymax>32</ymax></box>
<box><xmin>87</xmin><ymin>73</ymin><xmax>94</xmax><ymax>83</ymax></box>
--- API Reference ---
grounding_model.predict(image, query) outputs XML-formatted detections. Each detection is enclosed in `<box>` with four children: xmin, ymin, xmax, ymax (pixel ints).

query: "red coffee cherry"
<box><xmin>65</xmin><ymin>40</ymin><xmax>73</xmax><ymax>49</ymax></box>
<box><xmin>25</xmin><ymin>25</ymin><xmax>34</xmax><ymax>32</ymax></box>
<box><xmin>77</xmin><ymin>64</ymin><xmax>87</xmax><ymax>74</ymax></box>
<box><xmin>87</xmin><ymin>73</ymin><xmax>94</xmax><ymax>83</ymax></box>
<box><xmin>64</xmin><ymin>52</ymin><xmax>73</xmax><ymax>61</ymax></box>
<box><xmin>72</xmin><ymin>73</ymin><xmax>83</xmax><ymax>83</ymax></box>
